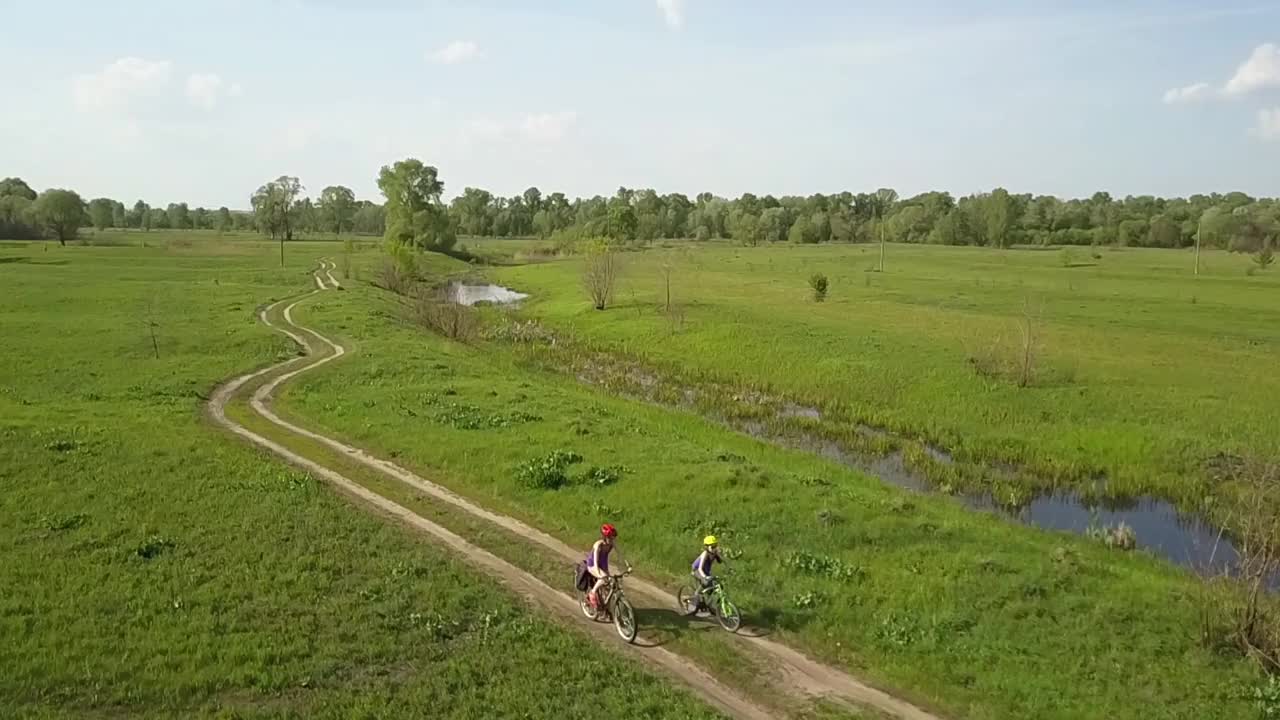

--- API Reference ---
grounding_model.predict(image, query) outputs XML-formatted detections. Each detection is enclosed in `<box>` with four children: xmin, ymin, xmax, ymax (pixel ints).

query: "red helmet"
<box><xmin>601</xmin><ymin>523</ymin><xmax>617</xmax><ymax>538</ymax></box>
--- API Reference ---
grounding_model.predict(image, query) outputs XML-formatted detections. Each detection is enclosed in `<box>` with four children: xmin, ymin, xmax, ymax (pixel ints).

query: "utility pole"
<box><xmin>1194</xmin><ymin>215</ymin><xmax>1202</xmax><ymax>276</ymax></box>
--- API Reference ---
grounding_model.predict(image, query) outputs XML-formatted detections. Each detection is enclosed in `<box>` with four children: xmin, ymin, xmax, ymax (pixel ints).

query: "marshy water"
<box><xmin>798</xmin><ymin>435</ymin><xmax>1245</xmax><ymax>576</ymax></box>
<box><xmin>569</xmin><ymin>358</ymin><xmax>1267</xmax><ymax>584</ymax></box>
<box><xmin>448</xmin><ymin>283</ymin><xmax>528</xmax><ymax>306</ymax></box>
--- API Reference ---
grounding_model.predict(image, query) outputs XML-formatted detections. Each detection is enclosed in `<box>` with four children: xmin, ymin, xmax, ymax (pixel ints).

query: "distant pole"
<box><xmin>878</xmin><ymin>219</ymin><xmax>885</xmax><ymax>272</ymax></box>
<box><xmin>1194</xmin><ymin>217</ymin><xmax>1202</xmax><ymax>276</ymax></box>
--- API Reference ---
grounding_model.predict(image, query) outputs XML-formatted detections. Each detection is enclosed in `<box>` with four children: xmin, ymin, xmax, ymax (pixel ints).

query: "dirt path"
<box><xmin>209</xmin><ymin>262</ymin><xmax>943</xmax><ymax>720</ymax></box>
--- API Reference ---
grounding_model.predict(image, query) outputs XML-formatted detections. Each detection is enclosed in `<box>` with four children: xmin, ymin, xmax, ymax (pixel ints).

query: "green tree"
<box><xmin>111</xmin><ymin>201</ymin><xmax>126</xmax><ymax>229</ymax></box>
<box><xmin>0</xmin><ymin>177</ymin><xmax>37</xmax><ymax>201</ymax></box>
<box><xmin>376</xmin><ymin>159</ymin><xmax>454</xmax><ymax>252</ymax></box>
<box><xmin>522</xmin><ymin>186</ymin><xmax>542</xmax><ymax>214</ymax></box>
<box><xmin>214</xmin><ymin>206</ymin><xmax>232</xmax><ymax>234</ymax></box>
<box><xmin>605</xmin><ymin>194</ymin><xmax>638</xmax><ymax>242</ymax></box>
<box><xmin>131</xmin><ymin>200</ymin><xmax>151</xmax><ymax>230</ymax></box>
<box><xmin>252</xmin><ymin>175</ymin><xmax>305</xmax><ymax>264</ymax></box>
<box><xmin>982</xmin><ymin>188</ymin><xmax>1017</xmax><ymax>248</ymax></box>
<box><xmin>0</xmin><ymin>194</ymin><xmax>38</xmax><ymax>239</ymax></box>
<box><xmin>318</xmin><ymin>185</ymin><xmax>356</xmax><ymax>236</ymax></box>
<box><xmin>166</xmin><ymin>203</ymin><xmax>191</xmax><ymax>230</ymax></box>
<box><xmin>87</xmin><ymin>198</ymin><xmax>115</xmax><ymax>231</ymax></box>
<box><xmin>150</xmin><ymin>208</ymin><xmax>169</xmax><ymax>230</ymax></box>
<box><xmin>192</xmin><ymin>207</ymin><xmax>209</xmax><ymax>230</ymax></box>
<box><xmin>33</xmin><ymin>189</ymin><xmax>86</xmax><ymax>245</ymax></box>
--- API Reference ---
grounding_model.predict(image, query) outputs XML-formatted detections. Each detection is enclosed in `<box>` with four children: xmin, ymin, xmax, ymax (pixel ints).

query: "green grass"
<box><xmin>278</xmin><ymin>271</ymin><xmax>1266</xmax><ymax>720</ymax></box>
<box><xmin>491</xmin><ymin>242</ymin><xmax>1280</xmax><ymax>506</ymax></box>
<box><xmin>0</xmin><ymin>240</ymin><xmax>721</xmax><ymax>719</ymax></box>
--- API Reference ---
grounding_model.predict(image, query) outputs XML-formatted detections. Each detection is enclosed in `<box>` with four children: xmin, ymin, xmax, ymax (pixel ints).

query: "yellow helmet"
<box><xmin>703</xmin><ymin>535</ymin><xmax>718</xmax><ymax>546</ymax></box>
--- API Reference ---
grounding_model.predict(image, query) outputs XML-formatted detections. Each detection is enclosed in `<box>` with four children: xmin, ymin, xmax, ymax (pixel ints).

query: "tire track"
<box><xmin>209</xmin><ymin>283</ymin><xmax>772</xmax><ymax>720</ymax></box>
<box><xmin>211</xmin><ymin>267</ymin><xmax>944</xmax><ymax>720</ymax></box>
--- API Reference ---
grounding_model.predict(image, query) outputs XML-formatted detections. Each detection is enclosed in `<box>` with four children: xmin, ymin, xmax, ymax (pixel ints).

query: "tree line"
<box><xmin>4</xmin><ymin>169</ymin><xmax>1277</xmax><ymax>254</ymax></box>
<box><xmin>452</xmin><ymin>185</ymin><xmax>1280</xmax><ymax>253</ymax></box>
<box><xmin>0</xmin><ymin>176</ymin><xmax>387</xmax><ymax>244</ymax></box>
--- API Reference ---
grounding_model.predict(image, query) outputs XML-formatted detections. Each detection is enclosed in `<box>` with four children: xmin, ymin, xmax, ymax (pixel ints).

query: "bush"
<box><xmin>783</xmin><ymin>551</ymin><xmax>863</xmax><ymax>581</ymax></box>
<box><xmin>515</xmin><ymin>450</ymin><xmax>583</xmax><ymax>490</ymax></box>
<box><xmin>1059</xmin><ymin>247</ymin><xmax>1080</xmax><ymax>267</ymax></box>
<box><xmin>582</xmin><ymin>465</ymin><xmax>628</xmax><ymax>486</ymax></box>
<box><xmin>808</xmin><ymin>272</ymin><xmax>829</xmax><ymax>302</ymax></box>
<box><xmin>1256</xmin><ymin>245</ymin><xmax>1275</xmax><ymax>271</ymax></box>
<box><xmin>378</xmin><ymin>238</ymin><xmax>418</xmax><ymax>295</ymax></box>
<box><xmin>1256</xmin><ymin>675</ymin><xmax>1280</xmax><ymax>719</ymax></box>
<box><xmin>412</xmin><ymin>286</ymin><xmax>478</xmax><ymax>342</ymax></box>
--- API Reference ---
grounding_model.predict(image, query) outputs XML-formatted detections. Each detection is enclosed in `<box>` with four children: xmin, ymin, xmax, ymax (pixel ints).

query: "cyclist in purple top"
<box><xmin>686</xmin><ymin>535</ymin><xmax>722</xmax><ymax>615</ymax></box>
<box><xmin>585</xmin><ymin>523</ymin><xmax>621</xmax><ymax>609</ymax></box>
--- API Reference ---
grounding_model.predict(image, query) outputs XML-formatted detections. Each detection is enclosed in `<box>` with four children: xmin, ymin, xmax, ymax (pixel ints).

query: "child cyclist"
<box><xmin>584</xmin><ymin>523</ymin><xmax>628</xmax><ymax>610</ymax></box>
<box><xmin>686</xmin><ymin>535</ymin><xmax>723</xmax><ymax>614</ymax></box>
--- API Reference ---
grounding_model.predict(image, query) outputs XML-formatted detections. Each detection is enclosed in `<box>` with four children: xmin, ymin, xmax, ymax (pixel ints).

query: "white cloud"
<box><xmin>518</xmin><ymin>111</ymin><xmax>577</xmax><ymax>143</ymax></box>
<box><xmin>1224</xmin><ymin>43</ymin><xmax>1280</xmax><ymax>96</ymax></box>
<box><xmin>1252</xmin><ymin>108</ymin><xmax>1280</xmax><ymax>141</ymax></box>
<box><xmin>73</xmin><ymin>57</ymin><xmax>172</xmax><ymax>111</ymax></box>
<box><xmin>462</xmin><ymin>111</ymin><xmax>578</xmax><ymax>145</ymax></box>
<box><xmin>656</xmin><ymin>0</ymin><xmax>684</xmax><ymax>28</ymax></box>
<box><xmin>1161</xmin><ymin>82</ymin><xmax>1211</xmax><ymax>104</ymax></box>
<box><xmin>430</xmin><ymin>40</ymin><xmax>482</xmax><ymax>65</ymax></box>
<box><xmin>185</xmin><ymin>73</ymin><xmax>240</xmax><ymax>110</ymax></box>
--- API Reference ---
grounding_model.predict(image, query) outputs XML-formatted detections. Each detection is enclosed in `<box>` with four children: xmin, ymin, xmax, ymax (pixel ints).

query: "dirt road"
<box><xmin>208</xmin><ymin>260</ymin><xmax>943</xmax><ymax>720</ymax></box>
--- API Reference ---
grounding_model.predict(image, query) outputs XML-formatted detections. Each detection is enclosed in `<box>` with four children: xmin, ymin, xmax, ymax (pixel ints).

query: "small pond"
<box><xmin>448</xmin><ymin>283</ymin><xmax>528</xmax><ymax>306</ymax></box>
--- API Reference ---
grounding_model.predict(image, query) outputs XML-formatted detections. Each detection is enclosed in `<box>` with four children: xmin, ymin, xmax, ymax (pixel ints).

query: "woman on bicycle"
<box><xmin>687</xmin><ymin>535</ymin><xmax>723</xmax><ymax>614</ymax></box>
<box><xmin>585</xmin><ymin>523</ymin><xmax>622</xmax><ymax>609</ymax></box>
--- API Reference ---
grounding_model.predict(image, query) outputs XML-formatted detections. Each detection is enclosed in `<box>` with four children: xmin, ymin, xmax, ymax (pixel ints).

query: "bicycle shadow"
<box><xmin>632</xmin><ymin>607</ymin><xmax>720</xmax><ymax>648</ymax></box>
<box><xmin>632</xmin><ymin>604</ymin><xmax>777</xmax><ymax>646</ymax></box>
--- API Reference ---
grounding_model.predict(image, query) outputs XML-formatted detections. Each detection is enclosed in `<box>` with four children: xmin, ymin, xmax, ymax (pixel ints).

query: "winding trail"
<box><xmin>208</xmin><ymin>260</ymin><xmax>943</xmax><ymax>720</ymax></box>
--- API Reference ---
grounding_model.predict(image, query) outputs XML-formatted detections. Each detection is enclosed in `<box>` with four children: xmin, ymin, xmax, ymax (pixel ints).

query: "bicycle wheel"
<box><xmin>613</xmin><ymin>597</ymin><xmax>638</xmax><ymax>643</ymax></box>
<box><xmin>715</xmin><ymin>597</ymin><xmax>742</xmax><ymax>633</ymax></box>
<box><xmin>676</xmin><ymin>582</ymin><xmax>700</xmax><ymax>615</ymax></box>
<box><xmin>579</xmin><ymin>591</ymin><xmax>599</xmax><ymax>621</ymax></box>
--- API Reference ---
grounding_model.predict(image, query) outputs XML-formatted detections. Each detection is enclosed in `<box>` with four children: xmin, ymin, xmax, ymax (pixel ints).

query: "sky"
<box><xmin>0</xmin><ymin>0</ymin><xmax>1278</xmax><ymax>209</ymax></box>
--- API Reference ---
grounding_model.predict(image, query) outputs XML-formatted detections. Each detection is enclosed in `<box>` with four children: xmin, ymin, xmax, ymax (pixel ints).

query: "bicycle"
<box><xmin>578</xmin><ymin>567</ymin><xmax>638</xmax><ymax>643</ymax></box>
<box><xmin>678</xmin><ymin>576</ymin><xmax>741</xmax><ymax>633</ymax></box>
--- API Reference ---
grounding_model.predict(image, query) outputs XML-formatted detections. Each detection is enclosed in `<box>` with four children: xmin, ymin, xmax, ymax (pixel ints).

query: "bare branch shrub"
<box><xmin>412</xmin><ymin>285</ymin><xmax>478</xmax><ymax>342</ymax></box>
<box><xmin>1197</xmin><ymin>459</ymin><xmax>1280</xmax><ymax>672</ymax></box>
<box><xmin>582</xmin><ymin>238</ymin><xmax>619</xmax><ymax>311</ymax></box>
<box><xmin>965</xmin><ymin>294</ymin><xmax>1044</xmax><ymax>387</ymax></box>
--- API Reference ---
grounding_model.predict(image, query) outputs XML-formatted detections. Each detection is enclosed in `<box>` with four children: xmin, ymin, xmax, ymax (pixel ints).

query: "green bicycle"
<box><xmin>678</xmin><ymin>577</ymin><xmax>741</xmax><ymax>633</ymax></box>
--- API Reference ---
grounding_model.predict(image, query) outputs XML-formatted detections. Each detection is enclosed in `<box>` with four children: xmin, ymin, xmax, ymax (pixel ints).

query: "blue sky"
<box><xmin>0</xmin><ymin>0</ymin><xmax>1277</xmax><ymax>209</ymax></box>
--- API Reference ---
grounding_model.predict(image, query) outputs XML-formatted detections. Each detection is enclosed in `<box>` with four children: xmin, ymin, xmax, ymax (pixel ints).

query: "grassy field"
<box><xmin>275</xmin><ymin>251</ymin><xmax>1266</xmax><ymax>719</ymax></box>
<box><xmin>490</xmin><ymin>242</ymin><xmax>1280</xmax><ymax>508</ymax></box>
<box><xmin>0</xmin><ymin>240</ymin><xmax>721</xmax><ymax>719</ymax></box>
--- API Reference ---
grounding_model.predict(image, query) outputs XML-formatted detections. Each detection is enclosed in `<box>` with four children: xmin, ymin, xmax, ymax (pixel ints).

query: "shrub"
<box><xmin>792</xmin><ymin>590</ymin><xmax>825</xmax><ymax>609</ymax></box>
<box><xmin>515</xmin><ymin>450</ymin><xmax>583</xmax><ymax>490</ymax></box>
<box><xmin>412</xmin><ymin>286</ymin><xmax>478</xmax><ymax>342</ymax></box>
<box><xmin>784</xmin><ymin>551</ymin><xmax>863</xmax><ymax>581</ymax></box>
<box><xmin>582</xmin><ymin>238</ymin><xmax>619</xmax><ymax>310</ymax></box>
<box><xmin>1255</xmin><ymin>675</ymin><xmax>1280</xmax><ymax>719</ymax></box>
<box><xmin>1059</xmin><ymin>247</ymin><xmax>1080</xmax><ymax>267</ymax></box>
<box><xmin>808</xmin><ymin>272</ymin><xmax>829</xmax><ymax>302</ymax></box>
<box><xmin>581</xmin><ymin>465</ymin><xmax>627</xmax><ymax>486</ymax></box>
<box><xmin>1256</xmin><ymin>245</ymin><xmax>1275</xmax><ymax>271</ymax></box>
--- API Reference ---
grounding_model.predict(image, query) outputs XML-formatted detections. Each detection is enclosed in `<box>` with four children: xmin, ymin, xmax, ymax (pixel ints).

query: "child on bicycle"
<box><xmin>686</xmin><ymin>535</ymin><xmax>723</xmax><ymax>614</ymax></box>
<box><xmin>585</xmin><ymin>523</ymin><xmax>623</xmax><ymax>610</ymax></box>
